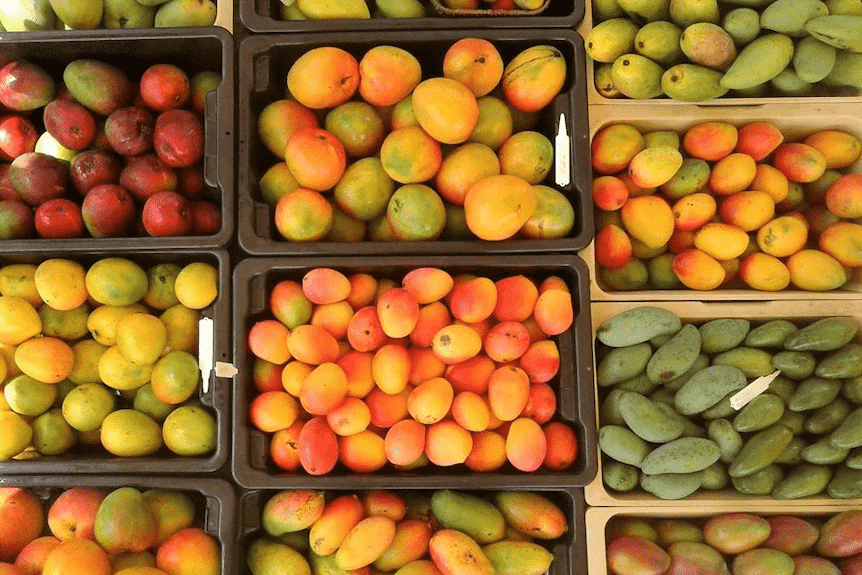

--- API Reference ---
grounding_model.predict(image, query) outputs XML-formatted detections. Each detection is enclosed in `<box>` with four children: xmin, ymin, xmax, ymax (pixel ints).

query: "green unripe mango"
<box><xmin>774</xmin><ymin>436</ymin><xmax>807</xmax><ymax>464</ymax></box>
<box><xmin>670</xmin><ymin>0</ymin><xmax>719</xmax><ymax>27</ymax></box>
<box><xmin>708</xmin><ymin>418</ymin><xmax>743</xmax><ymax>463</ymax></box>
<box><xmin>823</xmin><ymin>49</ymin><xmax>862</xmax><ymax>90</ymax></box>
<box><xmin>771</xmin><ymin>66</ymin><xmax>814</xmax><ymax>95</ymax></box>
<box><xmin>611</xmin><ymin>53</ymin><xmax>665</xmax><ymax>99</ymax></box>
<box><xmin>789</xmin><ymin>377</ymin><xmax>841</xmax><ymax>411</ymax></box>
<box><xmin>806</xmin><ymin>398</ymin><xmax>852</xmax><ymax>435</ymax></box>
<box><xmin>825</xmin><ymin>0</ymin><xmax>862</xmax><ymax>15</ymax></box>
<box><xmin>482</xmin><ymin>541</ymin><xmax>553</xmax><ymax>575</ymax></box>
<box><xmin>731</xmin><ymin>464</ymin><xmax>784</xmax><ymax>495</ymax></box>
<box><xmin>713</xmin><ymin>347</ymin><xmax>774</xmax><ymax>378</ymax></box>
<box><xmin>829</xmin><ymin>406</ymin><xmax>862</xmax><ymax>449</ymax></box>
<box><xmin>761</xmin><ymin>0</ymin><xmax>828</xmax><ymax>36</ymax></box>
<box><xmin>662</xmin><ymin>64</ymin><xmax>727</xmax><ymax>101</ymax></box>
<box><xmin>595</xmin><ymin>63</ymin><xmax>623</xmax><ymax>98</ymax></box>
<box><xmin>103</xmin><ymin>0</ymin><xmax>156</xmax><ymax>28</ymax></box>
<box><xmin>647</xmin><ymin>323</ymin><xmax>701</xmax><ymax>384</ymax></box>
<box><xmin>594</xmin><ymin>0</ymin><xmax>626</xmax><ymax>19</ymax></box>
<box><xmin>0</xmin><ymin>0</ymin><xmax>55</xmax><ymax>31</ymax></box>
<box><xmin>794</xmin><ymin>36</ymin><xmax>837</xmax><ymax>83</ymax></box>
<box><xmin>155</xmin><ymin>0</ymin><xmax>217</xmax><ymax>27</ymax></box>
<box><xmin>641</xmin><ymin>437</ymin><xmax>721</xmax><ymax>475</ymax></box>
<box><xmin>733</xmin><ymin>393</ymin><xmax>785</xmax><ymax>432</ymax></box>
<box><xmin>603</xmin><ymin>460</ymin><xmax>639</xmax><ymax>491</ymax></box>
<box><xmin>675</xmin><ymin>365</ymin><xmax>747</xmax><ymax>415</ymax></box>
<box><xmin>49</xmin><ymin>0</ymin><xmax>103</xmax><ymax>28</ymax></box>
<box><xmin>723</xmin><ymin>7</ymin><xmax>761</xmax><ymax>45</ymax></box>
<box><xmin>802</xmin><ymin>437</ymin><xmax>849</xmax><ymax>465</ymax></box>
<box><xmin>599</xmin><ymin>424</ymin><xmax>651</xmax><ymax>467</ymax></box>
<box><xmin>600</xmin><ymin>259</ymin><xmax>649</xmax><ymax>291</ymax></box>
<box><xmin>700</xmin><ymin>462</ymin><xmax>729</xmax><ymax>489</ymax></box>
<box><xmin>720</xmin><ymin>33</ymin><xmax>794</xmax><ymax>90</ymax></box>
<box><xmin>634</xmin><ymin>21</ymin><xmax>683</xmax><ymax>65</ymax></box>
<box><xmin>64</xmin><ymin>59</ymin><xmax>133</xmax><ymax>116</ymax></box>
<box><xmin>699</xmin><ymin>319</ymin><xmax>750</xmax><ymax>354</ymax></box>
<box><xmin>827</xmin><ymin>466</ymin><xmax>862</xmax><ymax>497</ymax></box>
<box><xmin>430</xmin><ymin>491</ymin><xmax>505</xmax><ymax>545</ymax></box>
<box><xmin>816</xmin><ymin>343</ymin><xmax>862</xmax><ymax>379</ymax></box>
<box><xmin>586</xmin><ymin>18</ymin><xmax>640</xmax><ymax>63</ymax></box>
<box><xmin>807</xmin><ymin>15</ymin><xmax>862</xmax><ymax>52</ymax></box>
<box><xmin>665</xmin><ymin>353</ymin><xmax>709</xmax><ymax>392</ymax></box>
<box><xmin>784</xmin><ymin>317</ymin><xmax>858</xmax><ymax>351</ymax></box>
<box><xmin>376</xmin><ymin>0</ymin><xmax>425</xmax><ymax>17</ymax></box>
<box><xmin>617</xmin><ymin>0</ymin><xmax>670</xmax><ymax>23</ymax></box>
<box><xmin>597</xmin><ymin>307</ymin><xmax>682</xmax><ymax>347</ymax></box>
<box><xmin>729</xmin><ymin>424</ymin><xmax>794</xmax><ymax>478</ymax></box>
<box><xmin>770</xmin><ymin>350</ymin><xmax>815</xmax><ymax>380</ymax></box>
<box><xmin>641</xmin><ymin>471</ymin><xmax>704</xmax><ymax>499</ymax></box>
<box><xmin>619</xmin><ymin>391</ymin><xmax>685</xmax><ymax>443</ymax></box>
<box><xmin>597</xmin><ymin>342</ymin><xmax>653</xmax><ymax>386</ymax></box>
<box><xmin>745</xmin><ymin>320</ymin><xmax>798</xmax><ymax>348</ymax></box>
<box><xmin>771</xmin><ymin>464</ymin><xmax>833</xmax><ymax>499</ymax></box>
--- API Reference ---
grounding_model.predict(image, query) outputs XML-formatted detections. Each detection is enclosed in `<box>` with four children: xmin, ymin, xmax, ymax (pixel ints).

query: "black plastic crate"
<box><xmin>0</xmin><ymin>475</ymin><xmax>235</xmax><ymax>575</ymax></box>
<box><xmin>237</xmin><ymin>487</ymin><xmax>586</xmax><ymax>575</ymax></box>
<box><xmin>231</xmin><ymin>254</ymin><xmax>597</xmax><ymax>489</ymax></box>
<box><xmin>0</xmin><ymin>248</ymin><xmax>230</xmax><ymax>475</ymax></box>
<box><xmin>237</xmin><ymin>29</ymin><xmax>592</xmax><ymax>255</ymax></box>
<box><xmin>0</xmin><ymin>28</ymin><xmax>234</xmax><ymax>251</ymax></box>
<box><xmin>240</xmin><ymin>0</ymin><xmax>583</xmax><ymax>32</ymax></box>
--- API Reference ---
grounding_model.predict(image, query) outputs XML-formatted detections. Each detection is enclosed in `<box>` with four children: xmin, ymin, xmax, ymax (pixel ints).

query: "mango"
<box><xmin>611</xmin><ymin>54</ymin><xmax>665</xmax><ymax>99</ymax></box>
<box><xmin>336</xmin><ymin>517</ymin><xmax>397</xmax><ymax>570</ymax></box>
<box><xmin>830</xmin><ymin>405</ymin><xmax>862</xmax><ymax>448</ymax></box>
<box><xmin>430</xmin><ymin>491</ymin><xmax>504</xmax><ymax>545</ymax></box>
<box><xmin>817</xmin><ymin>510</ymin><xmax>862</xmax><ymax>557</ymax></box>
<box><xmin>654</xmin><ymin>402</ymin><xmax>706</xmax><ymax>438</ymax></box>
<box><xmin>712</xmin><ymin>347</ymin><xmax>774</xmax><ymax>378</ymax></box>
<box><xmin>597</xmin><ymin>343</ymin><xmax>653</xmax><ymax>386</ymax></box>
<box><xmin>594</xmin><ymin>0</ymin><xmax>626</xmax><ymax>18</ymax></box>
<box><xmin>641</xmin><ymin>471</ymin><xmax>704</xmax><ymax>499</ymax></box>
<box><xmin>680</xmin><ymin>23</ymin><xmax>736</xmax><ymax>70</ymax></box>
<box><xmin>607</xmin><ymin>535</ymin><xmax>671</xmax><ymax>574</ymax></box>
<box><xmin>675</xmin><ymin>365</ymin><xmax>747</xmax><ymax>415</ymax></box>
<box><xmin>628</xmin><ymin>147</ymin><xmax>684</xmax><ymax>188</ymax></box>
<box><xmin>0</xmin><ymin>296</ymin><xmax>41</xmax><ymax>346</ymax></box>
<box><xmin>704</xmin><ymin>513</ymin><xmax>771</xmax><ymax>554</ymax></box>
<box><xmin>827</xmin><ymin>465</ymin><xmax>862</xmax><ymax>498</ymax></box>
<box><xmin>49</xmin><ymin>0</ymin><xmax>102</xmax><ymax>29</ymax></box>
<box><xmin>0</xmin><ymin>0</ymin><xmax>55</xmax><ymax>31</ymax></box>
<box><xmin>603</xmin><ymin>460</ymin><xmax>640</xmax><ymax>492</ymax></box>
<box><xmin>482</xmin><ymin>541</ymin><xmax>552</xmax><ymax>575</ymax></box>
<box><xmin>792</xmin><ymin>557</ymin><xmax>841</xmax><ymax>575</ymax></box>
<box><xmin>248</xmin><ymin>538</ymin><xmax>311</xmax><ymax>575</ymax></box>
<box><xmin>296</xmin><ymin>0</ymin><xmax>370</xmax><ymax>18</ymax></box>
<box><xmin>309</xmin><ymin>495</ymin><xmax>364</xmax><ymax>556</ymax></box>
<box><xmin>761</xmin><ymin>0</ymin><xmax>827</xmax><ymax>36</ymax></box>
<box><xmin>394</xmin><ymin>561</ymin><xmax>443</xmax><ymax>575</ymax></box>
<box><xmin>586</xmin><ymin>19</ymin><xmax>640</xmax><ymax>63</ymax></box>
<box><xmin>802</xmin><ymin>437</ymin><xmax>849</xmax><ymax>464</ymax></box>
<box><xmin>806</xmin><ymin>398</ymin><xmax>852</xmax><ymax>435</ymax></box>
<box><xmin>666</xmin><ymin>541</ymin><xmax>729</xmax><ymax>575</ymax></box>
<box><xmin>64</xmin><ymin>60</ymin><xmax>133</xmax><ymax>117</ymax></box>
<box><xmin>670</xmin><ymin>0</ymin><xmax>719</xmax><ymax>26</ymax></box>
<box><xmin>263</xmin><ymin>491</ymin><xmax>325</xmax><ymax>537</ymax></box>
<box><xmin>817</xmin><ymin>344</ymin><xmax>862</xmax><ymax>379</ymax></box>
<box><xmin>374</xmin><ymin>519</ymin><xmax>432</xmax><ymax>572</ymax></box>
<box><xmin>661</xmin><ymin>158</ymin><xmax>710</xmax><ymax>198</ymax></box>
<box><xmin>103</xmin><ymin>0</ymin><xmax>156</xmax><ymax>28</ymax></box>
<box><xmin>729</xmin><ymin>424</ymin><xmax>795</xmax><ymax>477</ymax></box>
<box><xmin>619</xmin><ymin>391</ymin><xmax>685</xmax><ymax>443</ymax></box>
<box><xmin>591</xmin><ymin>124</ymin><xmax>646</xmax><ymax>175</ymax></box>
<box><xmin>640</xmin><ymin>437</ymin><xmax>720</xmax><ymax>474</ymax></box>
<box><xmin>154</xmin><ymin>0</ymin><xmax>217</xmax><ymax>26</ymax></box>
<box><xmin>823</xmin><ymin>49</ymin><xmax>862</xmax><ymax>90</ymax></box>
<box><xmin>646</xmin><ymin>324</ymin><xmax>700</xmax><ymax>383</ymax></box>
<box><xmin>793</xmin><ymin>37</ymin><xmax>837</xmax><ymax>84</ymax></box>
<box><xmin>94</xmin><ymin>487</ymin><xmax>158</xmax><ymax>554</ymax></box>
<box><xmin>708</xmin><ymin>419</ymin><xmax>743</xmax><ymax>463</ymax></box>
<box><xmin>600</xmin><ymin>259</ymin><xmax>649</xmax><ymax>291</ymax></box>
<box><xmin>771</xmin><ymin>464</ymin><xmax>833</xmax><ymax>498</ymax></box>
<box><xmin>699</xmin><ymin>319</ymin><xmax>749</xmax><ymax>354</ymax></box>
<box><xmin>428</xmin><ymin>530</ymin><xmax>493</xmax><ymax>575</ymax></box>
<box><xmin>771</xmin><ymin>67</ymin><xmax>814</xmax><ymax>96</ymax></box>
<box><xmin>732</xmin><ymin>549</ymin><xmax>795</xmax><ymax>575</ymax></box>
<box><xmin>492</xmin><ymin>492</ymin><xmax>566</xmax><ymax>540</ymax></box>
<box><xmin>597</xmin><ymin>307</ymin><xmax>681</xmax><ymax>347</ymax></box>
<box><xmin>621</xmin><ymin>195</ymin><xmax>675</xmax><ymax>249</ymax></box>
<box><xmin>845</xmin><ymin>376</ymin><xmax>862</xmax><ymax>404</ymax></box>
<box><xmin>635</xmin><ymin>21</ymin><xmax>684</xmax><ymax>65</ymax></box>
<box><xmin>655</xmin><ymin>519</ymin><xmax>703</xmax><ymax>546</ymax></box>
<box><xmin>763</xmin><ymin>516</ymin><xmax>819</xmax><ymax>556</ymax></box>
<box><xmin>733</xmin><ymin>394</ymin><xmax>785</xmax><ymax>432</ymax></box>
<box><xmin>720</xmin><ymin>34</ymin><xmax>794</xmax><ymax>90</ymax></box>
<box><xmin>807</xmin><ymin>15</ymin><xmax>862</xmax><ymax>53</ymax></box>
<box><xmin>617</xmin><ymin>0</ymin><xmax>671</xmax><ymax>23</ymax></box>
<box><xmin>731</xmin><ymin>464</ymin><xmax>784</xmax><ymax>495</ymax></box>
<box><xmin>608</xmin><ymin>519</ymin><xmax>659</xmax><ymax>542</ymax></box>
<box><xmin>784</xmin><ymin>317</ymin><xmax>857</xmax><ymax>351</ymax></box>
<box><xmin>723</xmin><ymin>7</ymin><xmax>761</xmax><ymax>45</ymax></box>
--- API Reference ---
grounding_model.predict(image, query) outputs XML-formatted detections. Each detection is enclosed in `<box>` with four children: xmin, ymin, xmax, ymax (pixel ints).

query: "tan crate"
<box><xmin>215</xmin><ymin>0</ymin><xmax>233</xmax><ymax>32</ymax></box>
<box><xmin>585</xmin><ymin>504</ymin><xmax>861</xmax><ymax>575</ymax></box>
<box><xmin>586</xmin><ymin>299</ymin><xmax>862</xmax><ymax>507</ymax></box>
<box><xmin>576</xmin><ymin>0</ymin><xmax>862</xmax><ymax>107</ymax></box>
<box><xmin>583</xmin><ymin>103</ymin><xmax>862</xmax><ymax>301</ymax></box>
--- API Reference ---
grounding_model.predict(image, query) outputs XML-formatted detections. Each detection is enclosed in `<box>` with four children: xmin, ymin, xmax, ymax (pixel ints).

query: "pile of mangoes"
<box><xmin>0</xmin><ymin>0</ymin><xmax>217</xmax><ymax>30</ymax></box>
<box><xmin>247</xmin><ymin>489</ymin><xmax>567</xmax><ymax>575</ymax></box>
<box><xmin>278</xmin><ymin>0</ymin><xmax>542</xmax><ymax>20</ymax></box>
<box><xmin>246</xmin><ymin>266</ymin><xmax>579</xmax><ymax>475</ymax></box>
<box><xmin>257</xmin><ymin>39</ymin><xmax>575</xmax><ymax>244</ymax></box>
<box><xmin>596</xmin><ymin>307</ymin><xmax>862</xmax><ymax>500</ymax></box>
<box><xmin>587</xmin><ymin>0</ymin><xmax>862</xmax><ymax>101</ymax></box>
<box><xmin>606</xmin><ymin>510</ymin><xmax>862</xmax><ymax>575</ymax></box>
<box><xmin>0</xmin><ymin>257</ymin><xmax>219</xmax><ymax>461</ymax></box>
<box><xmin>592</xmin><ymin>120</ymin><xmax>862</xmax><ymax>292</ymax></box>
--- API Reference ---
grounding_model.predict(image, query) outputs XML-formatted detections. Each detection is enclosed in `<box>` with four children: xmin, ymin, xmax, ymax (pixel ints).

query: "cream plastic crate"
<box><xmin>575</xmin><ymin>0</ymin><xmax>862</xmax><ymax>107</ymax></box>
<box><xmin>215</xmin><ymin>0</ymin><xmax>233</xmax><ymax>32</ymax></box>
<box><xmin>585</xmin><ymin>299</ymin><xmax>862</xmax><ymax>507</ymax></box>
<box><xmin>583</xmin><ymin>102</ymin><xmax>862</xmax><ymax>301</ymax></box>
<box><xmin>585</xmin><ymin>504</ymin><xmax>861</xmax><ymax>575</ymax></box>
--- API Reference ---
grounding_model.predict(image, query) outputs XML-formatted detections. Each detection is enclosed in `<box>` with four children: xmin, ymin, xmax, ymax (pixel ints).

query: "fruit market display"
<box><xmin>256</xmin><ymin>39</ymin><xmax>576</xmax><ymax>244</ymax></box>
<box><xmin>277</xmin><ymin>0</ymin><xmax>547</xmax><ymax>20</ymax></box>
<box><xmin>0</xmin><ymin>59</ymin><xmax>222</xmax><ymax>240</ymax></box>
<box><xmin>0</xmin><ymin>257</ymin><xmax>219</xmax><ymax>461</ymax></box>
<box><xmin>245</xmin><ymin>266</ymin><xmax>580</xmax><ymax>475</ymax></box>
<box><xmin>592</xmin><ymin>119</ymin><xmax>862</xmax><ymax>292</ymax></box>
<box><xmin>0</xmin><ymin>0</ymin><xmax>217</xmax><ymax>30</ymax></box>
<box><xmin>606</xmin><ymin>509</ymin><xmax>862</xmax><ymax>575</ymax></box>
<box><xmin>586</xmin><ymin>0</ymin><xmax>862</xmax><ymax>101</ymax></box>
<box><xmin>0</xmin><ymin>485</ymin><xmax>220</xmax><ymax>574</ymax></box>
<box><xmin>596</xmin><ymin>307</ymin><xmax>862</xmax><ymax>500</ymax></box>
<box><xmin>246</xmin><ymin>489</ymin><xmax>567</xmax><ymax>575</ymax></box>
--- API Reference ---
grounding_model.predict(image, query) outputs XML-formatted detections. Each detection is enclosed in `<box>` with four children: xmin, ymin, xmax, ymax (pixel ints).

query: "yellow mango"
<box><xmin>787</xmin><ymin>249</ymin><xmax>848</xmax><ymax>291</ymax></box>
<box><xmin>621</xmin><ymin>195</ymin><xmax>675</xmax><ymax>249</ymax></box>
<box><xmin>694</xmin><ymin>223</ymin><xmax>750</xmax><ymax>260</ymax></box>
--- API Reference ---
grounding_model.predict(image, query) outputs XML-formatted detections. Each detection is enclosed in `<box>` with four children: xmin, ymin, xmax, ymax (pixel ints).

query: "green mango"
<box><xmin>844</xmin><ymin>376</ymin><xmax>862</xmax><ymax>404</ymax></box>
<box><xmin>611</xmin><ymin>53</ymin><xmax>666</xmax><ymax>99</ymax></box>
<box><xmin>802</xmin><ymin>437</ymin><xmax>849</xmax><ymax>465</ymax></box>
<box><xmin>829</xmin><ymin>406</ymin><xmax>862</xmax><ymax>449</ymax></box>
<box><xmin>31</xmin><ymin>408</ymin><xmax>76</xmax><ymax>455</ymax></box>
<box><xmin>281</xmin><ymin>3</ymin><xmax>307</xmax><ymax>19</ymax></box>
<box><xmin>774</xmin><ymin>436</ymin><xmax>807</xmax><ymax>464</ymax></box>
<box><xmin>805</xmin><ymin>398</ymin><xmax>852</xmax><ymax>435</ymax></box>
<box><xmin>771</xmin><ymin>351</ymin><xmax>816</xmax><ymax>380</ymax></box>
<box><xmin>660</xmin><ymin>158</ymin><xmax>710</xmax><ymax>198</ymax></box>
<box><xmin>712</xmin><ymin>347</ymin><xmax>774</xmax><ymax>378</ymax></box>
<box><xmin>654</xmin><ymin>402</ymin><xmax>706</xmax><ymax>438</ymax></box>
<box><xmin>847</xmin><ymin>447</ymin><xmax>862</xmax><ymax>469</ymax></box>
<box><xmin>64</xmin><ymin>60</ymin><xmax>133</xmax><ymax>116</ymax></box>
<box><xmin>816</xmin><ymin>343</ymin><xmax>862</xmax><ymax>379</ymax></box>
<box><xmin>597</xmin><ymin>307</ymin><xmax>682</xmax><ymax>347</ymax></box>
<box><xmin>793</xmin><ymin>36</ymin><xmax>837</xmax><ymax>83</ymax></box>
<box><xmin>647</xmin><ymin>324</ymin><xmax>701</xmax><ymax>384</ymax></box>
<box><xmin>430</xmin><ymin>491</ymin><xmax>505</xmax><ymax>545</ymax></box>
<box><xmin>601</xmin><ymin>389</ymin><xmax>628</xmax><ymax>425</ymax></box>
<box><xmin>600</xmin><ymin>259</ymin><xmax>649</xmax><ymax>290</ymax></box>
<box><xmin>723</xmin><ymin>7</ymin><xmax>761</xmax><ymax>45</ymax></box>
<box><xmin>482</xmin><ymin>541</ymin><xmax>553</xmax><ymax>575</ymax></box>
<box><xmin>771</xmin><ymin>464</ymin><xmax>833</xmax><ymax>499</ymax></box>
<box><xmin>728</xmin><ymin>424</ymin><xmax>794</xmax><ymax>478</ymax></box>
<box><xmin>746</xmin><ymin>320</ymin><xmax>798</xmax><ymax>348</ymax></box>
<box><xmin>586</xmin><ymin>18</ymin><xmax>640</xmax><ymax>63</ymax></box>
<box><xmin>665</xmin><ymin>353</ymin><xmax>709</xmax><ymax>392</ymax></box>
<box><xmin>641</xmin><ymin>437</ymin><xmax>720</xmax><ymax>475</ymax></box>
<box><xmin>731</xmin><ymin>464</ymin><xmax>784</xmax><ymax>495</ymax></box>
<box><xmin>761</xmin><ymin>0</ymin><xmax>828</xmax><ymax>36</ymax></box>
<box><xmin>599</xmin><ymin>424</ymin><xmax>651</xmax><ymax>467</ymax></box>
<box><xmin>807</xmin><ymin>15</ymin><xmax>862</xmax><ymax>52</ymax></box>
<box><xmin>700</xmin><ymin>391</ymin><xmax>738</xmax><ymax>420</ymax></box>
<box><xmin>827</xmin><ymin>466</ymin><xmax>862</xmax><ymax>498</ymax></box>
<box><xmin>783</xmin><ymin>317</ymin><xmax>858</xmax><ymax>351</ymax></box>
<box><xmin>154</xmin><ymin>0</ymin><xmax>217</xmax><ymax>26</ymax></box>
<box><xmin>648</xmin><ymin>254</ymin><xmax>682</xmax><ymax>289</ymax></box>
<box><xmin>49</xmin><ymin>0</ymin><xmax>102</xmax><ymax>28</ymax></box>
<box><xmin>789</xmin><ymin>377</ymin><xmax>841</xmax><ymax>411</ymax></box>
<box><xmin>733</xmin><ymin>393</ymin><xmax>785</xmax><ymax>432</ymax></box>
<box><xmin>296</xmin><ymin>0</ymin><xmax>370</xmax><ymax>19</ymax></box>
<box><xmin>701</xmin><ymin>462</ymin><xmax>729</xmax><ymax>489</ymax></box>
<box><xmin>594</xmin><ymin>0</ymin><xmax>626</xmax><ymax>19</ymax></box>
<box><xmin>823</xmin><ymin>49</ymin><xmax>862</xmax><ymax>90</ymax></box>
<box><xmin>618</xmin><ymin>373</ymin><xmax>661</xmax><ymax>395</ymax></box>
<box><xmin>376</xmin><ymin>0</ymin><xmax>424</xmax><ymax>17</ymax></box>
<box><xmin>595</xmin><ymin>63</ymin><xmax>623</xmax><ymax>98</ymax></box>
<box><xmin>635</xmin><ymin>21</ymin><xmax>684</xmax><ymax>65</ymax></box>
<box><xmin>825</xmin><ymin>0</ymin><xmax>862</xmax><ymax>15</ymax></box>
<box><xmin>248</xmin><ymin>538</ymin><xmax>311</xmax><ymax>575</ymax></box>
<box><xmin>771</xmin><ymin>67</ymin><xmax>814</xmax><ymax>95</ymax></box>
<box><xmin>674</xmin><ymin>365</ymin><xmax>747</xmax><ymax>415</ymax></box>
<box><xmin>720</xmin><ymin>33</ymin><xmax>794</xmax><ymax>90</ymax></box>
<box><xmin>603</xmin><ymin>460</ymin><xmax>639</xmax><ymax>491</ymax></box>
<box><xmin>103</xmin><ymin>0</ymin><xmax>156</xmax><ymax>28</ymax></box>
<box><xmin>619</xmin><ymin>391</ymin><xmax>685</xmax><ymax>443</ymax></box>
<box><xmin>617</xmin><ymin>0</ymin><xmax>671</xmax><ymax>23</ymax></box>
<box><xmin>670</xmin><ymin>0</ymin><xmax>719</xmax><ymax>27</ymax></box>
<box><xmin>708</xmin><ymin>418</ymin><xmax>743</xmax><ymax>463</ymax></box>
<box><xmin>0</xmin><ymin>0</ymin><xmax>55</xmax><ymax>30</ymax></box>
<box><xmin>699</xmin><ymin>319</ymin><xmax>750</xmax><ymax>354</ymax></box>
<box><xmin>597</xmin><ymin>342</ymin><xmax>653</xmax><ymax>386</ymax></box>
<box><xmin>723</xmin><ymin>0</ymin><xmax>777</xmax><ymax>5</ymax></box>
<box><xmin>641</xmin><ymin>471</ymin><xmax>704</xmax><ymax>499</ymax></box>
